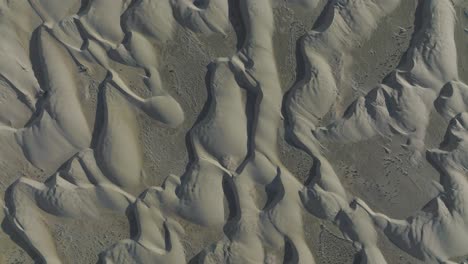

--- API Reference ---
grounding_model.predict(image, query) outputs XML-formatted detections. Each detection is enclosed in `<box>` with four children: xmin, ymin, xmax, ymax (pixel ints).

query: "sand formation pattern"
<box><xmin>0</xmin><ymin>0</ymin><xmax>467</xmax><ymax>263</ymax></box>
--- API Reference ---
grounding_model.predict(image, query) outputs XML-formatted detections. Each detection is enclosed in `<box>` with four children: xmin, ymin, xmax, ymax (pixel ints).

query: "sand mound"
<box><xmin>0</xmin><ymin>0</ymin><xmax>466</xmax><ymax>263</ymax></box>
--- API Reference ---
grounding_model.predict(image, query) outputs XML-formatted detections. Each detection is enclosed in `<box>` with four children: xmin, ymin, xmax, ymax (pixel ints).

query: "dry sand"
<box><xmin>0</xmin><ymin>0</ymin><xmax>467</xmax><ymax>263</ymax></box>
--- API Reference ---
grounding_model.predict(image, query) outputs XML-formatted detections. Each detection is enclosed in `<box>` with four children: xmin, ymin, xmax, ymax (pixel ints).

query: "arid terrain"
<box><xmin>0</xmin><ymin>0</ymin><xmax>467</xmax><ymax>263</ymax></box>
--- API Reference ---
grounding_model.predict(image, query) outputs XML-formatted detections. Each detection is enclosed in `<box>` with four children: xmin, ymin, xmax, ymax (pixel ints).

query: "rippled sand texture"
<box><xmin>0</xmin><ymin>0</ymin><xmax>467</xmax><ymax>263</ymax></box>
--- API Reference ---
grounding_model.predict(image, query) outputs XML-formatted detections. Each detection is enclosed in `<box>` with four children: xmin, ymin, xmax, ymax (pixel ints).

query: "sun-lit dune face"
<box><xmin>0</xmin><ymin>0</ymin><xmax>468</xmax><ymax>263</ymax></box>
<box><xmin>124</xmin><ymin>0</ymin><xmax>176</xmax><ymax>43</ymax></box>
<box><xmin>170</xmin><ymin>0</ymin><xmax>230</xmax><ymax>35</ymax></box>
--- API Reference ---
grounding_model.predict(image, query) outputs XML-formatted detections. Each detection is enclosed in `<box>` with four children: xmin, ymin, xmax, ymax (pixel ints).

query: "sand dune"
<box><xmin>0</xmin><ymin>0</ymin><xmax>466</xmax><ymax>263</ymax></box>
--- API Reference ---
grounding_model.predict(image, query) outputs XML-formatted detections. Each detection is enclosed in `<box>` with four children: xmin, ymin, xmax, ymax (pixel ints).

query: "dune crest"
<box><xmin>0</xmin><ymin>0</ymin><xmax>466</xmax><ymax>263</ymax></box>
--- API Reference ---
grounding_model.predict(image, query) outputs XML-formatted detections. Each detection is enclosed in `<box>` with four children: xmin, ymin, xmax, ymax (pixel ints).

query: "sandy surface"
<box><xmin>0</xmin><ymin>0</ymin><xmax>467</xmax><ymax>263</ymax></box>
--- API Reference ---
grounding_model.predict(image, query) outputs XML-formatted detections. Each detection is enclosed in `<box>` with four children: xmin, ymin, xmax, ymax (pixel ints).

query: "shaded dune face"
<box><xmin>0</xmin><ymin>0</ymin><xmax>466</xmax><ymax>263</ymax></box>
<box><xmin>309</xmin><ymin>0</ymin><xmax>458</xmax><ymax>157</ymax></box>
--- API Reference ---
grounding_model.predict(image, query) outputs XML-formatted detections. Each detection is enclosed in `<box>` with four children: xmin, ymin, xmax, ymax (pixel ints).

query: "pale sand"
<box><xmin>0</xmin><ymin>0</ymin><xmax>466</xmax><ymax>263</ymax></box>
